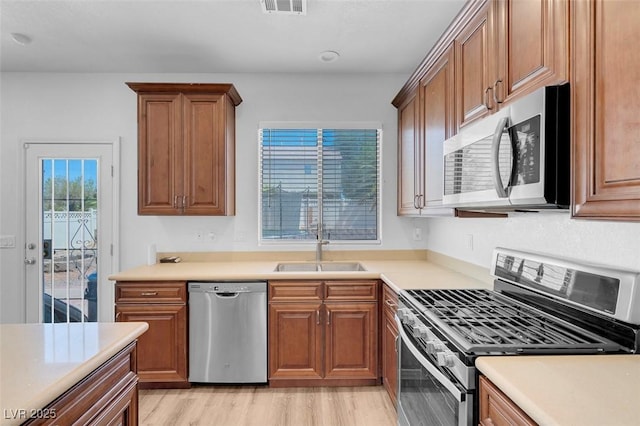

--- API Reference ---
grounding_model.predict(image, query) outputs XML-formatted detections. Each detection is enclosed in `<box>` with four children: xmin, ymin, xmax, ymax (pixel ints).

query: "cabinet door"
<box><xmin>382</xmin><ymin>310</ymin><xmax>398</xmax><ymax>407</ymax></box>
<box><xmin>494</xmin><ymin>0</ymin><xmax>568</xmax><ymax>105</ymax></box>
<box><xmin>116</xmin><ymin>304</ymin><xmax>188</xmax><ymax>385</ymax></box>
<box><xmin>324</xmin><ymin>302</ymin><xmax>377</xmax><ymax>380</ymax></box>
<box><xmin>420</xmin><ymin>43</ymin><xmax>455</xmax><ymax>209</ymax></box>
<box><xmin>137</xmin><ymin>92</ymin><xmax>183</xmax><ymax>215</ymax></box>
<box><xmin>455</xmin><ymin>0</ymin><xmax>494</xmax><ymax>129</ymax></box>
<box><xmin>381</xmin><ymin>284</ymin><xmax>398</xmax><ymax>405</ymax></box>
<box><xmin>572</xmin><ymin>0</ymin><xmax>640</xmax><ymax>220</ymax></box>
<box><xmin>397</xmin><ymin>92</ymin><xmax>421</xmax><ymax>215</ymax></box>
<box><xmin>182</xmin><ymin>93</ymin><xmax>234</xmax><ymax>215</ymax></box>
<box><xmin>479</xmin><ymin>375</ymin><xmax>536</xmax><ymax>426</ymax></box>
<box><xmin>268</xmin><ymin>302</ymin><xmax>323</xmax><ymax>380</ymax></box>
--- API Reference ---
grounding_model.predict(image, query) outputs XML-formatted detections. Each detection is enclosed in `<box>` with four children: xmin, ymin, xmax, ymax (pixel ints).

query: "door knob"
<box><xmin>24</xmin><ymin>257</ymin><xmax>36</xmax><ymax>265</ymax></box>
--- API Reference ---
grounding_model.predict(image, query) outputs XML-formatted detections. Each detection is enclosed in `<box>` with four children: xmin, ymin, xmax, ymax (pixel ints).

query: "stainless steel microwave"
<box><xmin>442</xmin><ymin>84</ymin><xmax>570</xmax><ymax>210</ymax></box>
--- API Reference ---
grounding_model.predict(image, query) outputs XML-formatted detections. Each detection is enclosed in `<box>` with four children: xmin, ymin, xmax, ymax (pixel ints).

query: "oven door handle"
<box><xmin>395</xmin><ymin>316</ymin><xmax>466</xmax><ymax>402</ymax></box>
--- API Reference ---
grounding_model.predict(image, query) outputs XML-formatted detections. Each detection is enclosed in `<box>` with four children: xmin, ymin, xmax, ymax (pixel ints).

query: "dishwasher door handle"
<box><xmin>212</xmin><ymin>291</ymin><xmax>244</xmax><ymax>298</ymax></box>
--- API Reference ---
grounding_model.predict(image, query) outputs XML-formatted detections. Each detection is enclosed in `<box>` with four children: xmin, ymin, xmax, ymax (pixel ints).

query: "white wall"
<box><xmin>0</xmin><ymin>71</ymin><xmax>424</xmax><ymax>323</ymax></box>
<box><xmin>3</xmin><ymin>72</ymin><xmax>639</xmax><ymax>324</ymax></box>
<box><xmin>424</xmin><ymin>212</ymin><xmax>640</xmax><ymax>271</ymax></box>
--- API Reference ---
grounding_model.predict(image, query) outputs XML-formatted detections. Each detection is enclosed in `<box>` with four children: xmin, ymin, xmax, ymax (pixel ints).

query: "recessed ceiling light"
<box><xmin>319</xmin><ymin>50</ymin><xmax>340</xmax><ymax>63</ymax></box>
<box><xmin>11</xmin><ymin>33</ymin><xmax>32</xmax><ymax>45</ymax></box>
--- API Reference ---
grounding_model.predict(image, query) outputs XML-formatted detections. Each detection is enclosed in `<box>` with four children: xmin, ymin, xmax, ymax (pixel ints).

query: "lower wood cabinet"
<box><xmin>479</xmin><ymin>375</ymin><xmax>537</xmax><ymax>426</ymax></box>
<box><xmin>115</xmin><ymin>281</ymin><xmax>189</xmax><ymax>389</ymax></box>
<box><xmin>324</xmin><ymin>302</ymin><xmax>378</xmax><ymax>380</ymax></box>
<box><xmin>269</xmin><ymin>302</ymin><xmax>324</xmax><ymax>381</ymax></box>
<box><xmin>381</xmin><ymin>283</ymin><xmax>399</xmax><ymax>407</ymax></box>
<box><xmin>268</xmin><ymin>280</ymin><xmax>379</xmax><ymax>387</ymax></box>
<box><xmin>24</xmin><ymin>342</ymin><xmax>139</xmax><ymax>425</ymax></box>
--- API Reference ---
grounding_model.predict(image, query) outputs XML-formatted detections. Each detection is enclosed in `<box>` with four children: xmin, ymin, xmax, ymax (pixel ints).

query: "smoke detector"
<box><xmin>261</xmin><ymin>0</ymin><xmax>307</xmax><ymax>15</ymax></box>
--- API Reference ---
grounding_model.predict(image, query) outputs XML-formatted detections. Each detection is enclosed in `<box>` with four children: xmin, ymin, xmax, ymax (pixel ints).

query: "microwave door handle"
<box><xmin>491</xmin><ymin>116</ymin><xmax>511</xmax><ymax>198</ymax></box>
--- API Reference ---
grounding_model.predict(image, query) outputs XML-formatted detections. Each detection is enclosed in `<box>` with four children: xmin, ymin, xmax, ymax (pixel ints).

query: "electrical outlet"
<box><xmin>413</xmin><ymin>227</ymin><xmax>422</xmax><ymax>241</ymax></box>
<box><xmin>207</xmin><ymin>231</ymin><xmax>216</xmax><ymax>241</ymax></box>
<box><xmin>465</xmin><ymin>234</ymin><xmax>474</xmax><ymax>251</ymax></box>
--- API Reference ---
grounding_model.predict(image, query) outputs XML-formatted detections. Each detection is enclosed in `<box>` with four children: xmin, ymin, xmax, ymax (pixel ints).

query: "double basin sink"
<box><xmin>274</xmin><ymin>262</ymin><xmax>366</xmax><ymax>272</ymax></box>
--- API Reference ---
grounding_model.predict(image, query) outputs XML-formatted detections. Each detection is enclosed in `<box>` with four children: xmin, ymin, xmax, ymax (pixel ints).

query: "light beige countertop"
<box><xmin>476</xmin><ymin>355</ymin><xmax>640</xmax><ymax>426</ymax></box>
<box><xmin>107</xmin><ymin>249</ymin><xmax>494</xmax><ymax>292</ymax></box>
<box><xmin>0</xmin><ymin>322</ymin><xmax>148</xmax><ymax>425</ymax></box>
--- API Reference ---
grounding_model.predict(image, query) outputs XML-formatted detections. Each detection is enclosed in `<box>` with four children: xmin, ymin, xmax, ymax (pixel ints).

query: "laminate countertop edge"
<box><xmin>109</xmin><ymin>258</ymin><xmax>494</xmax><ymax>292</ymax></box>
<box><xmin>475</xmin><ymin>355</ymin><xmax>640</xmax><ymax>426</ymax></box>
<box><xmin>0</xmin><ymin>322</ymin><xmax>149</xmax><ymax>425</ymax></box>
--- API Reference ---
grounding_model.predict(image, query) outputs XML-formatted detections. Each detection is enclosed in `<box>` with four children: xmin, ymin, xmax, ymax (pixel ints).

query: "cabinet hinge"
<box><xmin>110</xmin><ymin>244</ymin><xmax>113</xmax><ymax>256</ymax></box>
<box><xmin>111</xmin><ymin>166</ymin><xmax>114</xmax><ymax>177</ymax></box>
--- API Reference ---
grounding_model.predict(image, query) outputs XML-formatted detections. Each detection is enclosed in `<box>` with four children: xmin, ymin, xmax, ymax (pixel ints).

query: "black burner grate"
<box><xmin>404</xmin><ymin>289</ymin><xmax>621</xmax><ymax>354</ymax></box>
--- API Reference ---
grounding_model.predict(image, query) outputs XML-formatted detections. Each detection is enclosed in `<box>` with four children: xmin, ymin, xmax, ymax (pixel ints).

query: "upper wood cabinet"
<box><xmin>493</xmin><ymin>0</ymin><xmax>568</xmax><ymax>105</ymax></box>
<box><xmin>395</xmin><ymin>45</ymin><xmax>455</xmax><ymax>216</ymax></box>
<box><xmin>454</xmin><ymin>0</ymin><xmax>568</xmax><ymax>129</ymax></box>
<box><xmin>420</xmin><ymin>44</ymin><xmax>456</xmax><ymax>210</ymax></box>
<box><xmin>571</xmin><ymin>0</ymin><xmax>640</xmax><ymax>221</ymax></box>
<box><xmin>127</xmin><ymin>83</ymin><xmax>242</xmax><ymax>216</ymax></box>
<box><xmin>455</xmin><ymin>0</ymin><xmax>495</xmax><ymax>129</ymax></box>
<box><xmin>396</xmin><ymin>91</ymin><xmax>420</xmax><ymax>216</ymax></box>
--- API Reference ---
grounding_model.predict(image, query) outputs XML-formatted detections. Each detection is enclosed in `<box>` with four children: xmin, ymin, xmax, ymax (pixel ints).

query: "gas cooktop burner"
<box><xmin>403</xmin><ymin>288</ymin><xmax>622</xmax><ymax>354</ymax></box>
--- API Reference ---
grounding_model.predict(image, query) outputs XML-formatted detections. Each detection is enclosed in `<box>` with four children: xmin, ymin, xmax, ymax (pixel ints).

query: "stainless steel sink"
<box><xmin>318</xmin><ymin>262</ymin><xmax>366</xmax><ymax>271</ymax></box>
<box><xmin>274</xmin><ymin>262</ymin><xmax>366</xmax><ymax>272</ymax></box>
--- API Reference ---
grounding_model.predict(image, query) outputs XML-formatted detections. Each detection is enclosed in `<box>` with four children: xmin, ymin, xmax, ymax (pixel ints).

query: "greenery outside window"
<box><xmin>259</xmin><ymin>123</ymin><xmax>381</xmax><ymax>243</ymax></box>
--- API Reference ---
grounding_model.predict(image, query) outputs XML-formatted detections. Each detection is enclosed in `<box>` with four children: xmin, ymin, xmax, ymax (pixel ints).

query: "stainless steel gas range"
<box><xmin>396</xmin><ymin>247</ymin><xmax>640</xmax><ymax>426</ymax></box>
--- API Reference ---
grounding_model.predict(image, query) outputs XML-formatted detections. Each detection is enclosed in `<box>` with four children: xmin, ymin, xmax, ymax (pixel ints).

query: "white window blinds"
<box><xmin>260</xmin><ymin>126</ymin><xmax>381</xmax><ymax>242</ymax></box>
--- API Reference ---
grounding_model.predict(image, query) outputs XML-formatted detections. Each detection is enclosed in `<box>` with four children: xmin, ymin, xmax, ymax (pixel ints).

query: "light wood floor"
<box><xmin>138</xmin><ymin>385</ymin><xmax>396</xmax><ymax>426</ymax></box>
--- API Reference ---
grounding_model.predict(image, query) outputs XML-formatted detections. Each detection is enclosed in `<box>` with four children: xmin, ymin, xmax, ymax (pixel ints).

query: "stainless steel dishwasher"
<box><xmin>188</xmin><ymin>281</ymin><xmax>267</xmax><ymax>383</ymax></box>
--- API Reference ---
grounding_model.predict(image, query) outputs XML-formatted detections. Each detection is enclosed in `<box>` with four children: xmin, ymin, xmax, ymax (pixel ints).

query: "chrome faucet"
<box><xmin>316</xmin><ymin>239</ymin><xmax>329</xmax><ymax>262</ymax></box>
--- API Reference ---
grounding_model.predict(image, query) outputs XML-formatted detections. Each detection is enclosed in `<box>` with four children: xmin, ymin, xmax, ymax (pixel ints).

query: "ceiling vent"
<box><xmin>261</xmin><ymin>0</ymin><xmax>307</xmax><ymax>15</ymax></box>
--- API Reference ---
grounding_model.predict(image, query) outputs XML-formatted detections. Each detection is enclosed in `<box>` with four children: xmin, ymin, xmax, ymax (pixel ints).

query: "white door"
<box><xmin>24</xmin><ymin>141</ymin><xmax>119</xmax><ymax>323</ymax></box>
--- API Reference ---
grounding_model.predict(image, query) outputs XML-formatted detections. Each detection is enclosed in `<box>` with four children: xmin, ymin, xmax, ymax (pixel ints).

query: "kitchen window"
<box><xmin>259</xmin><ymin>123</ymin><xmax>381</xmax><ymax>243</ymax></box>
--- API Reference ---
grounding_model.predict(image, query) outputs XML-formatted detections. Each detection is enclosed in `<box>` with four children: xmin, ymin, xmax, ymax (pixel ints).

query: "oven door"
<box><xmin>396</xmin><ymin>319</ymin><xmax>473</xmax><ymax>426</ymax></box>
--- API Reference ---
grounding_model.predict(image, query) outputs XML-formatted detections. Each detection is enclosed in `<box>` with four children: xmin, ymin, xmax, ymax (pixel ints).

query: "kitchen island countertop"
<box><xmin>476</xmin><ymin>355</ymin><xmax>640</xmax><ymax>426</ymax></box>
<box><xmin>0</xmin><ymin>322</ymin><xmax>148</xmax><ymax>425</ymax></box>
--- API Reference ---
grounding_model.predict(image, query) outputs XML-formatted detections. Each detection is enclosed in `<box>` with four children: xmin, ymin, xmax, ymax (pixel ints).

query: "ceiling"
<box><xmin>0</xmin><ymin>0</ymin><xmax>466</xmax><ymax>74</ymax></box>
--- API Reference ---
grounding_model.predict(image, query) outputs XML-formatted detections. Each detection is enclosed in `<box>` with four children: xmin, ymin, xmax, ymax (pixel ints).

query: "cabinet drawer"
<box><xmin>324</xmin><ymin>280</ymin><xmax>378</xmax><ymax>301</ymax></box>
<box><xmin>382</xmin><ymin>283</ymin><xmax>398</xmax><ymax>317</ymax></box>
<box><xmin>269</xmin><ymin>281</ymin><xmax>323</xmax><ymax>301</ymax></box>
<box><xmin>115</xmin><ymin>281</ymin><xmax>186</xmax><ymax>303</ymax></box>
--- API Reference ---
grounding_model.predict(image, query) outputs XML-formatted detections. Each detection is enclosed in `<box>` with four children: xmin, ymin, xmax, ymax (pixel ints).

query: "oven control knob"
<box><xmin>397</xmin><ymin>308</ymin><xmax>411</xmax><ymax>321</ymax></box>
<box><xmin>412</xmin><ymin>325</ymin><xmax>429</xmax><ymax>339</ymax></box>
<box><xmin>426</xmin><ymin>340</ymin><xmax>443</xmax><ymax>354</ymax></box>
<box><xmin>437</xmin><ymin>352</ymin><xmax>457</xmax><ymax>368</ymax></box>
<box><xmin>405</xmin><ymin>315</ymin><xmax>417</xmax><ymax>326</ymax></box>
